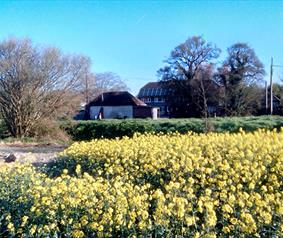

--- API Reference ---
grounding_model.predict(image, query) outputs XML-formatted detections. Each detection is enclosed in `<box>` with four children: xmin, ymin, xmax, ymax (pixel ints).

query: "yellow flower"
<box><xmin>22</xmin><ymin>215</ymin><xmax>29</xmax><ymax>223</ymax></box>
<box><xmin>7</xmin><ymin>223</ymin><xmax>14</xmax><ymax>230</ymax></box>
<box><xmin>1</xmin><ymin>129</ymin><xmax>282</xmax><ymax>236</ymax></box>
<box><xmin>72</xmin><ymin>230</ymin><xmax>84</xmax><ymax>238</ymax></box>
<box><xmin>230</xmin><ymin>218</ymin><xmax>238</xmax><ymax>225</ymax></box>
<box><xmin>75</xmin><ymin>164</ymin><xmax>81</xmax><ymax>175</ymax></box>
<box><xmin>29</xmin><ymin>225</ymin><xmax>37</xmax><ymax>235</ymax></box>
<box><xmin>222</xmin><ymin>226</ymin><xmax>230</xmax><ymax>233</ymax></box>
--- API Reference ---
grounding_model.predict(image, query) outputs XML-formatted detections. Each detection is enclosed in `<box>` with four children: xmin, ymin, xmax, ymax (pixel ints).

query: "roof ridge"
<box><xmin>88</xmin><ymin>91</ymin><xmax>146</xmax><ymax>106</ymax></box>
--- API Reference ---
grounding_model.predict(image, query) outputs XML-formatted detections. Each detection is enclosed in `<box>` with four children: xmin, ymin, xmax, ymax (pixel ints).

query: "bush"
<box><xmin>31</xmin><ymin>119</ymin><xmax>71</xmax><ymax>142</ymax></box>
<box><xmin>64</xmin><ymin>116</ymin><xmax>283</xmax><ymax>141</ymax></box>
<box><xmin>0</xmin><ymin>119</ymin><xmax>71</xmax><ymax>144</ymax></box>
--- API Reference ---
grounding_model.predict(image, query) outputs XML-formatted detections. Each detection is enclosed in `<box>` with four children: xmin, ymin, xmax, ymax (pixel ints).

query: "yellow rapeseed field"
<box><xmin>0</xmin><ymin>129</ymin><xmax>282</xmax><ymax>237</ymax></box>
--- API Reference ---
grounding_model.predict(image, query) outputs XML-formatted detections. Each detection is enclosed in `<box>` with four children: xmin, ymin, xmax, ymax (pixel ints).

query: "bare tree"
<box><xmin>0</xmin><ymin>38</ymin><xmax>90</xmax><ymax>137</ymax></box>
<box><xmin>158</xmin><ymin>36</ymin><xmax>221</xmax><ymax>117</ymax></box>
<box><xmin>83</xmin><ymin>72</ymin><xmax>128</xmax><ymax>102</ymax></box>
<box><xmin>216</xmin><ymin>43</ymin><xmax>265</xmax><ymax>115</ymax></box>
<box><xmin>191</xmin><ymin>64</ymin><xmax>219</xmax><ymax>117</ymax></box>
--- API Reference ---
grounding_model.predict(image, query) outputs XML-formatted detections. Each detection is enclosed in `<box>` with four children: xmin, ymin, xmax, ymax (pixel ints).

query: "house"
<box><xmin>73</xmin><ymin>102</ymin><xmax>87</xmax><ymax>120</ymax></box>
<box><xmin>138</xmin><ymin>81</ymin><xmax>221</xmax><ymax>118</ymax></box>
<box><xmin>137</xmin><ymin>82</ymin><xmax>170</xmax><ymax>117</ymax></box>
<box><xmin>84</xmin><ymin>91</ymin><xmax>158</xmax><ymax>119</ymax></box>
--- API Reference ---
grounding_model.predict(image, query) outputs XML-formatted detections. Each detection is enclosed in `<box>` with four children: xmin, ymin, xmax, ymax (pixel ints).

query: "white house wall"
<box><xmin>90</xmin><ymin>106</ymin><xmax>133</xmax><ymax>119</ymax></box>
<box><xmin>152</xmin><ymin>108</ymin><xmax>158</xmax><ymax>119</ymax></box>
<box><xmin>89</xmin><ymin>106</ymin><xmax>101</xmax><ymax>119</ymax></box>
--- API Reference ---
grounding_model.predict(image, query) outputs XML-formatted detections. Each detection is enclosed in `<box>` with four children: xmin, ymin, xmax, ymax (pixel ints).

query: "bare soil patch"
<box><xmin>0</xmin><ymin>142</ymin><xmax>67</xmax><ymax>165</ymax></box>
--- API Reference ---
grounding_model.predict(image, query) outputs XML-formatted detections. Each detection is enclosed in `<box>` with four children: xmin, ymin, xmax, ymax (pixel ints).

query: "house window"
<box><xmin>144</xmin><ymin>98</ymin><xmax>151</xmax><ymax>102</ymax></box>
<box><xmin>156</xmin><ymin>88</ymin><xmax>161</xmax><ymax>96</ymax></box>
<box><xmin>143</xmin><ymin>89</ymin><xmax>149</xmax><ymax>97</ymax></box>
<box><xmin>152</xmin><ymin>88</ymin><xmax>157</xmax><ymax>96</ymax></box>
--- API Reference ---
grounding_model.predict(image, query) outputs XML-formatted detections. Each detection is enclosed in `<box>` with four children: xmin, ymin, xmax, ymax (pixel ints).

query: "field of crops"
<box><xmin>0</xmin><ymin>129</ymin><xmax>282</xmax><ymax>237</ymax></box>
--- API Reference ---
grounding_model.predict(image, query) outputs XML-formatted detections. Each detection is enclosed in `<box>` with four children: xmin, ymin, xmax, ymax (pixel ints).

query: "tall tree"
<box><xmin>216</xmin><ymin>43</ymin><xmax>265</xmax><ymax>115</ymax></box>
<box><xmin>190</xmin><ymin>64</ymin><xmax>220</xmax><ymax>118</ymax></box>
<box><xmin>82</xmin><ymin>72</ymin><xmax>128</xmax><ymax>104</ymax></box>
<box><xmin>158</xmin><ymin>36</ymin><xmax>221</xmax><ymax>117</ymax></box>
<box><xmin>91</xmin><ymin>72</ymin><xmax>128</xmax><ymax>98</ymax></box>
<box><xmin>0</xmin><ymin>38</ymin><xmax>90</xmax><ymax>137</ymax></box>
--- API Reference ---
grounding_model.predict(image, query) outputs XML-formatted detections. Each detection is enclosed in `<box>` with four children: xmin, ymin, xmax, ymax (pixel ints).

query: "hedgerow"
<box><xmin>63</xmin><ymin>116</ymin><xmax>283</xmax><ymax>140</ymax></box>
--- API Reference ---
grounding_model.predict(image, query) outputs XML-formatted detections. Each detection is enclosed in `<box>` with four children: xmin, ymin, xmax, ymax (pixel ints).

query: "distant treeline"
<box><xmin>157</xmin><ymin>36</ymin><xmax>283</xmax><ymax>117</ymax></box>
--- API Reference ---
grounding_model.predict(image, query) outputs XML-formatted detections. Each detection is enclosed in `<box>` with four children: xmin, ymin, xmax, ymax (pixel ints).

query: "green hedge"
<box><xmin>63</xmin><ymin>116</ymin><xmax>283</xmax><ymax>141</ymax></box>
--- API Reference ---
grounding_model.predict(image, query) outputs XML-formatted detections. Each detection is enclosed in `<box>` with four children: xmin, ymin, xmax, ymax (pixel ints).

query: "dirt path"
<box><xmin>0</xmin><ymin>143</ymin><xmax>67</xmax><ymax>165</ymax></box>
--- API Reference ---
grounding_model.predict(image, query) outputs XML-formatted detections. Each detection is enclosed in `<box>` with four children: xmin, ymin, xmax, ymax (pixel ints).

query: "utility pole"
<box><xmin>269</xmin><ymin>58</ymin><xmax>283</xmax><ymax>115</ymax></box>
<box><xmin>270</xmin><ymin>57</ymin><xmax>273</xmax><ymax>115</ymax></box>
<box><xmin>265</xmin><ymin>80</ymin><xmax>268</xmax><ymax>114</ymax></box>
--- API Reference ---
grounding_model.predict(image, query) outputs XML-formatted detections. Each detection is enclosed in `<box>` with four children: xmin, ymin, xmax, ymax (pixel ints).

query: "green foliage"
<box><xmin>63</xmin><ymin>116</ymin><xmax>283</xmax><ymax>141</ymax></box>
<box><xmin>213</xmin><ymin>116</ymin><xmax>283</xmax><ymax>132</ymax></box>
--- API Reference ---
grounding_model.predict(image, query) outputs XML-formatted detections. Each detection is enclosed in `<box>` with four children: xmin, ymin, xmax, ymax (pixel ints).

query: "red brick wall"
<box><xmin>133</xmin><ymin>106</ymin><xmax>152</xmax><ymax>118</ymax></box>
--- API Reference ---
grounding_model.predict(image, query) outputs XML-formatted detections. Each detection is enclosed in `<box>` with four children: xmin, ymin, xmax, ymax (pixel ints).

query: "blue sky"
<box><xmin>0</xmin><ymin>0</ymin><xmax>283</xmax><ymax>94</ymax></box>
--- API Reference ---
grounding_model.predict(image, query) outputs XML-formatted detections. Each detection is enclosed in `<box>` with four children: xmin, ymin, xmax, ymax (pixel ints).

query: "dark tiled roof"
<box><xmin>138</xmin><ymin>82</ymin><xmax>169</xmax><ymax>97</ymax></box>
<box><xmin>88</xmin><ymin>91</ymin><xmax>146</xmax><ymax>106</ymax></box>
<box><xmin>141</xmin><ymin>82</ymin><xmax>160</xmax><ymax>89</ymax></box>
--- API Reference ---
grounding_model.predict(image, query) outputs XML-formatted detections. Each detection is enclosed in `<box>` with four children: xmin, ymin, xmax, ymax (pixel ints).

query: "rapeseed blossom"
<box><xmin>0</xmin><ymin>129</ymin><xmax>282</xmax><ymax>237</ymax></box>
